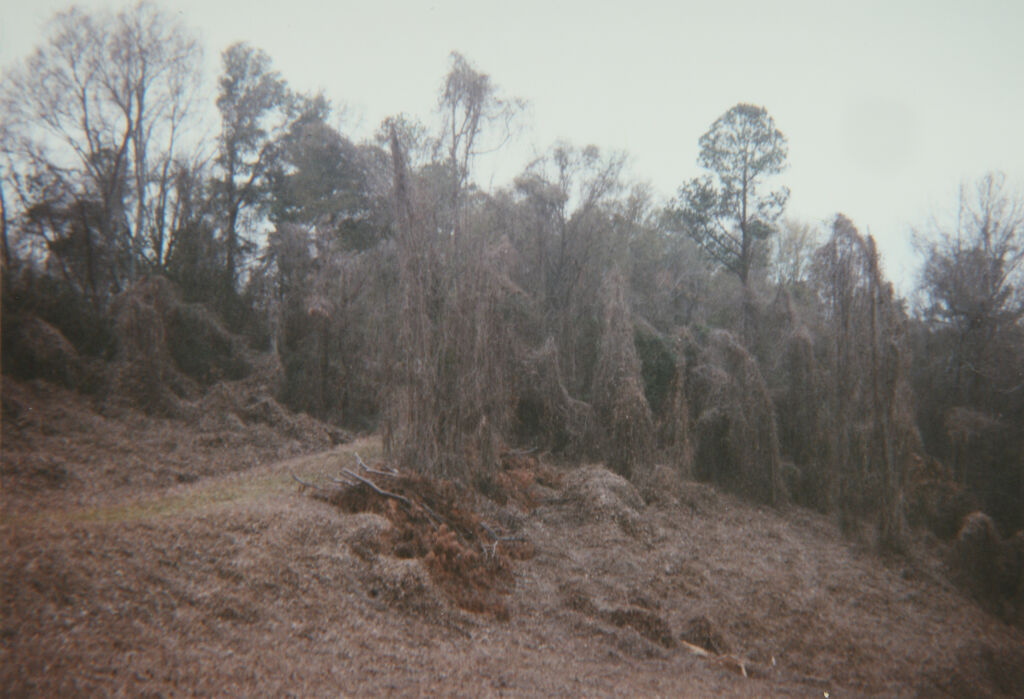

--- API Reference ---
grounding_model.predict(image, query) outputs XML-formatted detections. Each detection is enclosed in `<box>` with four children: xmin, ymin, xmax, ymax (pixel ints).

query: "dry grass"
<box><xmin>3</xmin><ymin>384</ymin><xmax>1023</xmax><ymax>696</ymax></box>
<box><xmin>0</xmin><ymin>376</ymin><xmax>349</xmax><ymax>521</ymax></box>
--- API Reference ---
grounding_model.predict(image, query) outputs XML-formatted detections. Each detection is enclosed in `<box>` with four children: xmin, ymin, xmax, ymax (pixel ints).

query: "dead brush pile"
<box><xmin>475</xmin><ymin>449</ymin><xmax>565</xmax><ymax>511</ymax></box>
<box><xmin>307</xmin><ymin>456</ymin><xmax>536</xmax><ymax>620</ymax></box>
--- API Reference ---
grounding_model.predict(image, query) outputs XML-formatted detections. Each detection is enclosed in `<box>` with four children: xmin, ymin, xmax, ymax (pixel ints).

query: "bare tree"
<box><xmin>437</xmin><ymin>52</ymin><xmax>522</xmax><ymax>240</ymax></box>
<box><xmin>771</xmin><ymin>218</ymin><xmax>822</xmax><ymax>287</ymax></box>
<box><xmin>913</xmin><ymin>173</ymin><xmax>1024</xmax><ymax>529</ymax></box>
<box><xmin>916</xmin><ymin>172</ymin><xmax>1024</xmax><ymax>406</ymax></box>
<box><xmin>1</xmin><ymin>2</ymin><xmax>203</xmax><ymax>287</ymax></box>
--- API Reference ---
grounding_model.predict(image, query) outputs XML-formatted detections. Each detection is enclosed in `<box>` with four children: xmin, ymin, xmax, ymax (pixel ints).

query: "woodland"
<box><xmin>2</xmin><ymin>1</ymin><xmax>1023</xmax><ymax>631</ymax></box>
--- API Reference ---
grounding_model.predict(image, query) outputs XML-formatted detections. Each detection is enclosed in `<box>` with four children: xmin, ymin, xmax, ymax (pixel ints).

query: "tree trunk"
<box><xmin>317</xmin><ymin>315</ymin><xmax>329</xmax><ymax>415</ymax></box>
<box><xmin>0</xmin><ymin>178</ymin><xmax>9</xmax><ymax>283</ymax></box>
<box><xmin>225</xmin><ymin>201</ymin><xmax>239</xmax><ymax>289</ymax></box>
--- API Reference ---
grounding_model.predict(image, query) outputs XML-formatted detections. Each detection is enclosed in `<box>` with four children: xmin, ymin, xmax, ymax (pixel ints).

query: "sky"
<box><xmin>2</xmin><ymin>0</ymin><xmax>1023</xmax><ymax>291</ymax></box>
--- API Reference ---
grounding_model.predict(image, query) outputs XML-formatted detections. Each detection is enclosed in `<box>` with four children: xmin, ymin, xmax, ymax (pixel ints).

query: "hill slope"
<box><xmin>2</xmin><ymin>378</ymin><xmax>1022</xmax><ymax>697</ymax></box>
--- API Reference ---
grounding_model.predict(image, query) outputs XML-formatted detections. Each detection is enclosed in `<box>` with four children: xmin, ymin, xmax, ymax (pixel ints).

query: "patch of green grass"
<box><xmin>36</xmin><ymin>439</ymin><xmax>386</xmax><ymax>525</ymax></box>
<box><xmin>71</xmin><ymin>474</ymin><xmax>294</xmax><ymax>523</ymax></box>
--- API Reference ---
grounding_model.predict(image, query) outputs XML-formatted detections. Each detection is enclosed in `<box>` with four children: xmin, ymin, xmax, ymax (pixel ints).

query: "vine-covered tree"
<box><xmin>437</xmin><ymin>52</ymin><xmax>522</xmax><ymax>239</ymax></box>
<box><xmin>813</xmin><ymin>215</ymin><xmax>913</xmax><ymax>549</ymax></box>
<box><xmin>670</xmin><ymin>104</ymin><xmax>789</xmax><ymax>287</ymax></box>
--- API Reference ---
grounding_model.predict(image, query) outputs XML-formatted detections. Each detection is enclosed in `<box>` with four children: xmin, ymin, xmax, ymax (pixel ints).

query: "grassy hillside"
<box><xmin>2</xmin><ymin>378</ymin><xmax>1022</xmax><ymax>696</ymax></box>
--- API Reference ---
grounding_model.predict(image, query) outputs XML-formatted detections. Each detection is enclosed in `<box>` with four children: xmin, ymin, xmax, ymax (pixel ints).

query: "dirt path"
<box><xmin>2</xmin><ymin>380</ymin><xmax>1023</xmax><ymax>696</ymax></box>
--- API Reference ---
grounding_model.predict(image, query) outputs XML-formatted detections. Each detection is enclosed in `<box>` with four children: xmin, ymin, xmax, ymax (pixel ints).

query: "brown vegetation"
<box><xmin>689</xmin><ymin>329</ymin><xmax>783</xmax><ymax>505</ymax></box>
<box><xmin>309</xmin><ymin>458</ymin><xmax>535</xmax><ymax>620</ymax></box>
<box><xmin>653</xmin><ymin>331</ymin><xmax>695</xmax><ymax>479</ymax></box>
<box><xmin>591</xmin><ymin>269</ymin><xmax>655</xmax><ymax>479</ymax></box>
<box><xmin>383</xmin><ymin>126</ymin><xmax>517</xmax><ymax>480</ymax></box>
<box><xmin>2</xmin><ymin>18</ymin><xmax>1024</xmax><ymax>694</ymax></box>
<box><xmin>0</xmin><ymin>369</ymin><xmax>345</xmax><ymax>520</ymax></box>
<box><xmin>951</xmin><ymin>511</ymin><xmax>1024</xmax><ymax>624</ymax></box>
<box><xmin>3</xmin><ymin>418</ymin><xmax>1023</xmax><ymax>696</ymax></box>
<box><xmin>811</xmin><ymin>216</ymin><xmax>917</xmax><ymax>549</ymax></box>
<box><xmin>515</xmin><ymin>337</ymin><xmax>593</xmax><ymax>458</ymax></box>
<box><xmin>904</xmin><ymin>453</ymin><xmax>979</xmax><ymax>540</ymax></box>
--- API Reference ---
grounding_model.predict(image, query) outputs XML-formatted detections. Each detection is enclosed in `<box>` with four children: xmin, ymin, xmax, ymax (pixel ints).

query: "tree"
<box><xmin>437</xmin><ymin>52</ymin><xmax>522</xmax><ymax>239</ymax></box>
<box><xmin>916</xmin><ymin>172</ymin><xmax>1024</xmax><ymax>407</ymax></box>
<box><xmin>268</xmin><ymin>103</ymin><xmax>381</xmax><ymax>250</ymax></box>
<box><xmin>812</xmin><ymin>215</ymin><xmax>912</xmax><ymax>549</ymax></box>
<box><xmin>1</xmin><ymin>169</ymin><xmax>9</xmax><ymax>278</ymax></box>
<box><xmin>113</xmin><ymin>2</ymin><xmax>205</xmax><ymax>273</ymax></box>
<box><xmin>509</xmin><ymin>143</ymin><xmax>632</xmax><ymax>397</ymax></box>
<box><xmin>670</xmin><ymin>104</ymin><xmax>789</xmax><ymax>287</ymax></box>
<box><xmin>212</xmin><ymin>42</ymin><xmax>294</xmax><ymax>289</ymax></box>
<box><xmin>164</xmin><ymin>159</ymin><xmax>223</xmax><ymax>303</ymax></box>
<box><xmin>771</xmin><ymin>218</ymin><xmax>822</xmax><ymax>287</ymax></box>
<box><xmin>913</xmin><ymin>173</ymin><xmax>1024</xmax><ymax>530</ymax></box>
<box><xmin>0</xmin><ymin>2</ymin><xmax>203</xmax><ymax>287</ymax></box>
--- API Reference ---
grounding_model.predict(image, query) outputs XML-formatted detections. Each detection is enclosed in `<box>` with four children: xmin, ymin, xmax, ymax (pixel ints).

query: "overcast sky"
<box><xmin>3</xmin><ymin>0</ymin><xmax>1022</xmax><ymax>290</ymax></box>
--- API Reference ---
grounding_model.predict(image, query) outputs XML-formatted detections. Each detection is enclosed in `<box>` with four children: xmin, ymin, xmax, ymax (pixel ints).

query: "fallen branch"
<box><xmin>354</xmin><ymin>454</ymin><xmax>397</xmax><ymax>474</ymax></box>
<box><xmin>354</xmin><ymin>452</ymin><xmax>400</xmax><ymax>478</ymax></box>
<box><xmin>679</xmin><ymin>640</ymin><xmax>748</xmax><ymax>678</ymax></box>
<box><xmin>480</xmin><ymin>522</ymin><xmax>526</xmax><ymax>543</ymax></box>
<box><xmin>340</xmin><ymin>467</ymin><xmax>444</xmax><ymax>527</ymax></box>
<box><xmin>291</xmin><ymin>473</ymin><xmax>323</xmax><ymax>491</ymax></box>
<box><xmin>478</xmin><ymin>521</ymin><xmax>528</xmax><ymax>558</ymax></box>
<box><xmin>679</xmin><ymin>640</ymin><xmax>711</xmax><ymax>658</ymax></box>
<box><xmin>341</xmin><ymin>467</ymin><xmax>412</xmax><ymax>505</ymax></box>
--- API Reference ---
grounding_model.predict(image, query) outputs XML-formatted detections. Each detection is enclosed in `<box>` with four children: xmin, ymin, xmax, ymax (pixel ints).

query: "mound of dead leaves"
<box><xmin>305</xmin><ymin>457</ymin><xmax>534</xmax><ymax>619</ymax></box>
<box><xmin>473</xmin><ymin>449</ymin><xmax>564</xmax><ymax>512</ymax></box>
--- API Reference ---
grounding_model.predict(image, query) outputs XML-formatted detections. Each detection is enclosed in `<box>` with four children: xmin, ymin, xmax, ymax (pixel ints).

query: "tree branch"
<box><xmin>338</xmin><ymin>467</ymin><xmax>444</xmax><ymax>527</ymax></box>
<box><xmin>291</xmin><ymin>473</ymin><xmax>322</xmax><ymax>490</ymax></box>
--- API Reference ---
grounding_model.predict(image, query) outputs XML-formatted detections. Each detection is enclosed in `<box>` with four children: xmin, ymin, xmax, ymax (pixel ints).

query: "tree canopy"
<box><xmin>2</xmin><ymin>5</ymin><xmax>1022</xmax><ymax>548</ymax></box>
<box><xmin>669</xmin><ymin>103</ymin><xmax>789</xmax><ymax>286</ymax></box>
<box><xmin>0</xmin><ymin>1</ymin><xmax>203</xmax><ymax>293</ymax></box>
